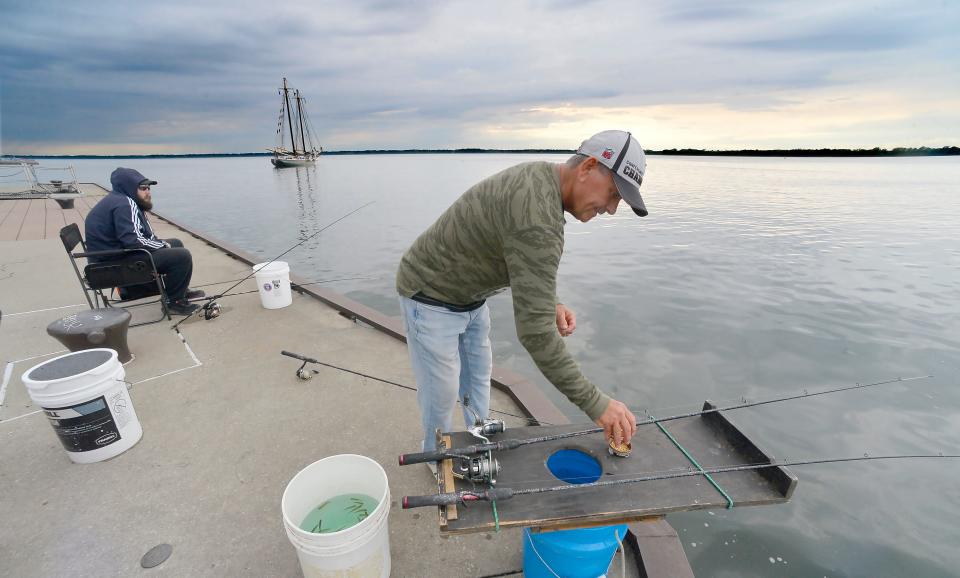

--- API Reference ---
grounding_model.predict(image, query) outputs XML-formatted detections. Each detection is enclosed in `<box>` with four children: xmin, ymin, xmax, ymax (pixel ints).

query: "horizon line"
<box><xmin>3</xmin><ymin>145</ymin><xmax>958</xmax><ymax>159</ymax></box>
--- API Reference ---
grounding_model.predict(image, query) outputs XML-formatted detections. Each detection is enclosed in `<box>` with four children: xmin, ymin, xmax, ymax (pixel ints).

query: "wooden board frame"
<box><xmin>438</xmin><ymin>435</ymin><xmax>458</xmax><ymax>523</ymax></box>
<box><xmin>439</xmin><ymin>403</ymin><xmax>798</xmax><ymax>534</ymax></box>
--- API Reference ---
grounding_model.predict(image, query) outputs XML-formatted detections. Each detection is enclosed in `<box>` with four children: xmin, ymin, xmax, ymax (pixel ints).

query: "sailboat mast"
<box><xmin>282</xmin><ymin>78</ymin><xmax>298</xmax><ymax>154</ymax></box>
<box><xmin>294</xmin><ymin>89</ymin><xmax>308</xmax><ymax>154</ymax></box>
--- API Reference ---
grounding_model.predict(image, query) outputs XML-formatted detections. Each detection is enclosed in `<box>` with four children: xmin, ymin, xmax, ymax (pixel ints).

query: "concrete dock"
<box><xmin>0</xmin><ymin>187</ymin><xmax>689</xmax><ymax>577</ymax></box>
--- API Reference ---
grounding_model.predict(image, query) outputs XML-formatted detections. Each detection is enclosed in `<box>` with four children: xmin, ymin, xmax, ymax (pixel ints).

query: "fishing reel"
<box><xmin>454</xmin><ymin>450</ymin><xmax>500</xmax><ymax>486</ymax></box>
<box><xmin>462</xmin><ymin>396</ymin><xmax>505</xmax><ymax>444</ymax></box>
<box><xmin>199</xmin><ymin>300</ymin><xmax>222</xmax><ymax>320</ymax></box>
<box><xmin>468</xmin><ymin>418</ymin><xmax>505</xmax><ymax>442</ymax></box>
<box><xmin>296</xmin><ymin>361</ymin><xmax>319</xmax><ymax>381</ymax></box>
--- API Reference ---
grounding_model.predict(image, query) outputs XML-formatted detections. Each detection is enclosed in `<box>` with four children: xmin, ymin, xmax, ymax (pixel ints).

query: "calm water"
<box><xmin>64</xmin><ymin>154</ymin><xmax>960</xmax><ymax>577</ymax></box>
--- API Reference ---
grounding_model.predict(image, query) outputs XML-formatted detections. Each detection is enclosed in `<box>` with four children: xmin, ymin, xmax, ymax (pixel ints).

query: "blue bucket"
<box><xmin>522</xmin><ymin>449</ymin><xmax>627</xmax><ymax>578</ymax></box>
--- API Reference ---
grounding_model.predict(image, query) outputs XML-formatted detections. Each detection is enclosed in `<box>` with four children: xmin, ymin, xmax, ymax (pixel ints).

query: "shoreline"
<box><xmin>4</xmin><ymin>145</ymin><xmax>959</xmax><ymax>160</ymax></box>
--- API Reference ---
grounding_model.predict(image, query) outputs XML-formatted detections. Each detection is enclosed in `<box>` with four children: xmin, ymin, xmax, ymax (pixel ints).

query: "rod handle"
<box><xmin>402</xmin><ymin>488</ymin><xmax>515</xmax><ymax>509</ymax></box>
<box><xmin>398</xmin><ymin>449</ymin><xmax>451</xmax><ymax>466</ymax></box>
<box><xmin>281</xmin><ymin>350</ymin><xmax>314</xmax><ymax>362</ymax></box>
<box><xmin>399</xmin><ymin>439</ymin><xmax>519</xmax><ymax>465</ymax></box>
<box><xmin>402</xmin><ymin>493</ymin><xmax>460</xmax><ymax>509</ymax></box>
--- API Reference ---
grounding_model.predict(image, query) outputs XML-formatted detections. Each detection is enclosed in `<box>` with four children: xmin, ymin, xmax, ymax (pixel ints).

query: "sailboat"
<box><xmin>269</xmin><ymin>77</ymin><xmax>322</xmax><ymax>168</ymax></box>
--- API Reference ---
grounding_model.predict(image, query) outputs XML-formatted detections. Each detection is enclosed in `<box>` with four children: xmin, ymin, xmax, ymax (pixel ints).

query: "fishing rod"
<box><xmin>401</xmin><ymin>453</ymin><xmax>960</xmax><ymax>509</ymax></box>
<box><xmin>397</xmin><ymin>375</ymin><xmax>932</xmax><ymax>466</ymax></box>
<box><xmin>172</xmin><ymin>201</ymin><xmax>375</xmax><ymax>328</ymax></box>
<box><xmin>279</xmin><ymin>350</ymin><xmax>543</xmax><ymax>425</ymax></box>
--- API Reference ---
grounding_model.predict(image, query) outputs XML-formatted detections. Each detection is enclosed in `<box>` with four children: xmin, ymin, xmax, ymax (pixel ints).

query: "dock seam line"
<box><xmin>1</xmin><ymin>331</ymin><xmax>200</xmax><ymax>423</ymax></box>
<box><xmin>182</xmin><ymin>339</ymin><xmax>202</xmax><ymax>367</ymax></box>
<box><xmin>175</xmin><ymin>329</ymin><xmax>203</xmax><ymax>367</ymax></box>
<box><xmin>13</xmin><ymin>350</ymin><xmax>67</xmax><ymax>364</ymax></box>
<box><xmin>126</xmin><ymin>327</ymin><xmax>203</xmax><ymax>388</ymax></box>
<box><xmin>0</xmin><ymin>409</ymin><xmax>42</xmax><ymax>424</ymax></box>
<box><xmin>0</xmin><ymin>362</ymin><xmax>13</xmax><ymax>407</ymax></box>
<box><xmin>1</xmin><ymin>364</ymin><xmax>203</xmax><ymax>425</ymax></box>
<box><xmin>132</xmin><ymin>364</ymin><xmax>201</xmax><ymax>387</ymax></box>
<box><xmin>4</xmin><ymin>304</ymin><xmax>85</xmax><ymax>317</ymax></box>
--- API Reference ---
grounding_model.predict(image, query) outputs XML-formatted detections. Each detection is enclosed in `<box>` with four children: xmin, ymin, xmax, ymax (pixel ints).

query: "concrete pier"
<box><xmin>0</xmin><ymin>188</ymin><xmax>688</xmax><ymax>577</ymax></box>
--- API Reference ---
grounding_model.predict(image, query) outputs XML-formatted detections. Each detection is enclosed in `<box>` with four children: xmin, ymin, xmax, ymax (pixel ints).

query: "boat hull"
<box><xmin>271</xmin><ymin>156</ymin><xmax>318</xmax><ymax>168</ymax></box>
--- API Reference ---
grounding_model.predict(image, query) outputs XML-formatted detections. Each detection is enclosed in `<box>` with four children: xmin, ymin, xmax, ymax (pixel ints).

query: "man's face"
<box><xmin>136</xmin><ymin>184</ymin><xmax>154</xmax><ymax>211</ymax></box>
<box><xmin>569</xmin><ymin>159</ymin><xmax>621</xmax><ymax>222</ymax></box>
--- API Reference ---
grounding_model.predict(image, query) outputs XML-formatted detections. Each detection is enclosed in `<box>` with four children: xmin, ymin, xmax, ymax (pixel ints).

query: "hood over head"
<box><xmin>110</xmin><ymin>167</ymin><xmax>156</xmax><ymax>199</ymax></box>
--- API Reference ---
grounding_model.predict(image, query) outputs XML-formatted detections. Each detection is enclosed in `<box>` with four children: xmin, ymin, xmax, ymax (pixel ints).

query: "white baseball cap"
<box><xmin>577</xmin><ymin>130</ymin><xmax>647</xmax><ymax>217</ymax></box>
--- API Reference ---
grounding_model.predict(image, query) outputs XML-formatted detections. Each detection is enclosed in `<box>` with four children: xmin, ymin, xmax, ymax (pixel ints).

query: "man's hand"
<box><xmin>556</xmin><ymin>303</ymin><xmax>576</xmax><ymax>337</ymax></box>
<box><xmin>595</xmin><ymin>399</ymin><xmax>637</xmax><ymax>445</ymax></box>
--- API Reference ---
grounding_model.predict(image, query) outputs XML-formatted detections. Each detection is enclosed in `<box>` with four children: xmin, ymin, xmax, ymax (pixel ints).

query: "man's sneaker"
<box><xmin>186</xmin><ymin>288</ymin><xmax>206</xmax><ymax>300</ymax></box>
<box><xmin>166</xmin><ymin>299</ymin><xmax>200</xmax><ymax>316</ymax></box>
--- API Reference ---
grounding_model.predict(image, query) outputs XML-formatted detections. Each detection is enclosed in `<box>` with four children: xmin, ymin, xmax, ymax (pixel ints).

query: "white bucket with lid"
<box><xmin>281</xmin><ymin>454</ymin><xmax>391</xmax><ymax>577</ymax></box>
<box><xmin>253</xmin><ymin>261</ymin><xmax>293</xmax><ymax>309</ymax></box>
<box><xmin>22</xmin><ymin>348</ymin><xmax>142</xmax><ymax>464</ymax></box>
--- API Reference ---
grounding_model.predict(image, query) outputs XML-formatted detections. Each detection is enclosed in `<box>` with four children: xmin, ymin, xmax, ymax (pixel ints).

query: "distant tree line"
<box><xmin>655</xmin><ymin>146</ymin><xmax>960</xmax><ymax>157</ymax></box>
<box><xmin>7</xmin><ymin>146</ymin><xmax>958</xmax><ymax>159</ymax></box>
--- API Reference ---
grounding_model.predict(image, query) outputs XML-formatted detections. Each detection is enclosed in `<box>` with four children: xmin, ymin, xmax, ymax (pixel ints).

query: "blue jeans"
<box><xmin>399</xmin><ymin>295</ymin><xmax>492</xmax><ymax>452</ymax></box>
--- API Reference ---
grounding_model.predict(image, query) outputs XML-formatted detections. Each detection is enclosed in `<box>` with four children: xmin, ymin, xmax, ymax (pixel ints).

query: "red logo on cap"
<box><xmin>602</xmin><ymin>148</ymin><xmax>614</xmax><ymax>159</ymax></box>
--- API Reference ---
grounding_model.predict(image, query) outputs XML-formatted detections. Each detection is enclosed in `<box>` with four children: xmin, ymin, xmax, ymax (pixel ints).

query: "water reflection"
<box><xmin>62</xmin><ymin>154</ymin><xmax>960</xmax><ymax>577</ymax></box>
<box><xmin>273</xmin><ymin>164</ymin><xmax>321</xmax><ymax>242</ymax></box>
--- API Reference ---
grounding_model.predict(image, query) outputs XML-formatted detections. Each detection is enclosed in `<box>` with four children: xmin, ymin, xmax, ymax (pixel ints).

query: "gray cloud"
<box><xmin>711</xmin><ymin>7</ymin><xmax>945</xmax><ymax>53</ymax></box>
<box><xmin>1</xmin><ymin>0</ymin><xmax>958</xmax><ymax>153</ymax></box>
<box><xmin>661</xmin><ymin>2</ymin><xmax>766</xmax><ymax>23</ymax></box>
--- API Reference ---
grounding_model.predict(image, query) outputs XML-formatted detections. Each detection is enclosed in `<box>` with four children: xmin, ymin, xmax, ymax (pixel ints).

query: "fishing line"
<box><xmin>187</xmin><ymin>276</ymin><xmax>377</xmax><ymax>303</ymax></box>
<box><xmin>190</xmin><ymin>274</ymin><xmax>380</xmax><ymax>291</ymax></box>
<box><xmin>628</xmin><ymin>394</ymin><xmax>766</xmax><ymax>417</ymax></box>
<box><xmin>190</xmin><ymin>276</ymin><xmax>262</xmax><ymax>289</ymax></box>
<box><xmin>172</xmin><ymin>201</ymin><xmax>375</xmax><ymax>328</ymax></box>
<box><xmin>279</xmin><ymin>350</ymin><xmax>544</xmax><ymax>425</ymax></box>
<box><xmin>397</xmin><ymin>375</ymin><xmax>932</xmax><ymax>465</ymax></box>
<box><xmin>502</xmin><ymin>453</ymin><xmax>960</xmax><ymax>495</ymax></box>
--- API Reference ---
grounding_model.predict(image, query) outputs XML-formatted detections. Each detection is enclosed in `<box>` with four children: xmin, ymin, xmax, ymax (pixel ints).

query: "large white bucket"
<box><xmin>253</xmin><ymin>261</ymin><xmax>293</xmax><ymax>309</ymax></box>
<box><xmin>281</xmin><ymin>455</ymin><xmax>391</xmax><ymax>578</ymax></box>
<box><xmin>22</xmin><ymin>348</ymin><xmax>142</xmax><ymax>464</ymax></box>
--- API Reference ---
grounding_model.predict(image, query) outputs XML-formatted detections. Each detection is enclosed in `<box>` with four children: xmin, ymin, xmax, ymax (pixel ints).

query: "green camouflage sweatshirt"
<box><xmin>396</xmin><ymin>161</ymin><xmax>610</xmax><ymax>420</ymax></box>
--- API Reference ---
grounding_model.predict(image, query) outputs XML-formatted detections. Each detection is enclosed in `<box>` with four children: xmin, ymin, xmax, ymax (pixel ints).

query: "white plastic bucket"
<box><xmin>281</xmin><ymin>454</ymin><xmax>391</xmax><ymax>578</ymax></box>
<box><xmin>253</xmin><ymin>261</ymin><xmax>293</xmax><ymax>309</ymax></box>
<box><xmin>22</xmin><ymin>348</ymin><xmax>142</xmax><ymax>464</ymax></box>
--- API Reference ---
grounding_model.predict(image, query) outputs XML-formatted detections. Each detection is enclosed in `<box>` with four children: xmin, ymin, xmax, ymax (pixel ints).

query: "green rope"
<box><xmin>491</xmin><ymin>499</ymin><xmax>501</xmax><ymax>533</ymax></box>
<box><xmin>653</xmin><ymin>419</ymin><xmax>735</xmax><ymax>509</ymax></box>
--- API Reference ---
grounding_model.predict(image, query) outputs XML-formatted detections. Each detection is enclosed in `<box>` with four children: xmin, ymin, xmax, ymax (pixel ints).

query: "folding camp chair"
<box><xmin>59</xmin><ymin>223</ymin><xmax>170</xmax><ymax>326</ymax></box>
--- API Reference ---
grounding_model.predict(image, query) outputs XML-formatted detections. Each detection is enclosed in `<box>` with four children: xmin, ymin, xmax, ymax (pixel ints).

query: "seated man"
<box><xmin>84</xmin><ymin>167</ymin><xmax>203</xmax><ymax>315</ymax></box>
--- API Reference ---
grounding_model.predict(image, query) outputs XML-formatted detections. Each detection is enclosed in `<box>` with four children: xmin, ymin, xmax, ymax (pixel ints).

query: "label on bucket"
<box><xmin>299</xmin><ymin>493</ymin><xmax>379</xmax><ymax>534</ymax></box>
<box><xmin>43</xmin><ymin>395</ymin><xmax>121</xmax><ymax>452</ymax></box>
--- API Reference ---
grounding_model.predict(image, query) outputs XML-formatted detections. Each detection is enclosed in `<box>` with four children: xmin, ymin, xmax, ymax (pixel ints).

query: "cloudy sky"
<box><xmin>1</xmin><ymin>0</ymin><xmax>957</xmax><ymax>154</ymax></box>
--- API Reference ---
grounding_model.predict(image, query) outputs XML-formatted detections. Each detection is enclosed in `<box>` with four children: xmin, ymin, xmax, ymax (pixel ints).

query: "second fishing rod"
<box><xmin>401</xmin><ymin>453</ymin><xmax>960</xmax><ymax>509</ymax></box>
<box><xmin>397</xmin><ymin>375</ymin><xmax>932</xmax><ymax>466</ymax></box>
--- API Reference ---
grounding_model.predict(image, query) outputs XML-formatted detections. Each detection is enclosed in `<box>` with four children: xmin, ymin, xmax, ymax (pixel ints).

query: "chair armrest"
<box><xmin>74</xmin><ymin>247</ymin><xmax>154</xmax><ymax>259</ymax></box>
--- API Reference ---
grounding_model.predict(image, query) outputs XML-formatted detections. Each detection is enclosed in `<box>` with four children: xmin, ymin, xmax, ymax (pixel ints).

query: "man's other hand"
<box><xmin>595</xmin><ymin>399</ymin><xmax>637</xmax><ymax>445</ymax></box>
<box><xmin>556</xmin><ymin>303</ymin><xmax>576</xmax><ymax>337</ymax></box>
